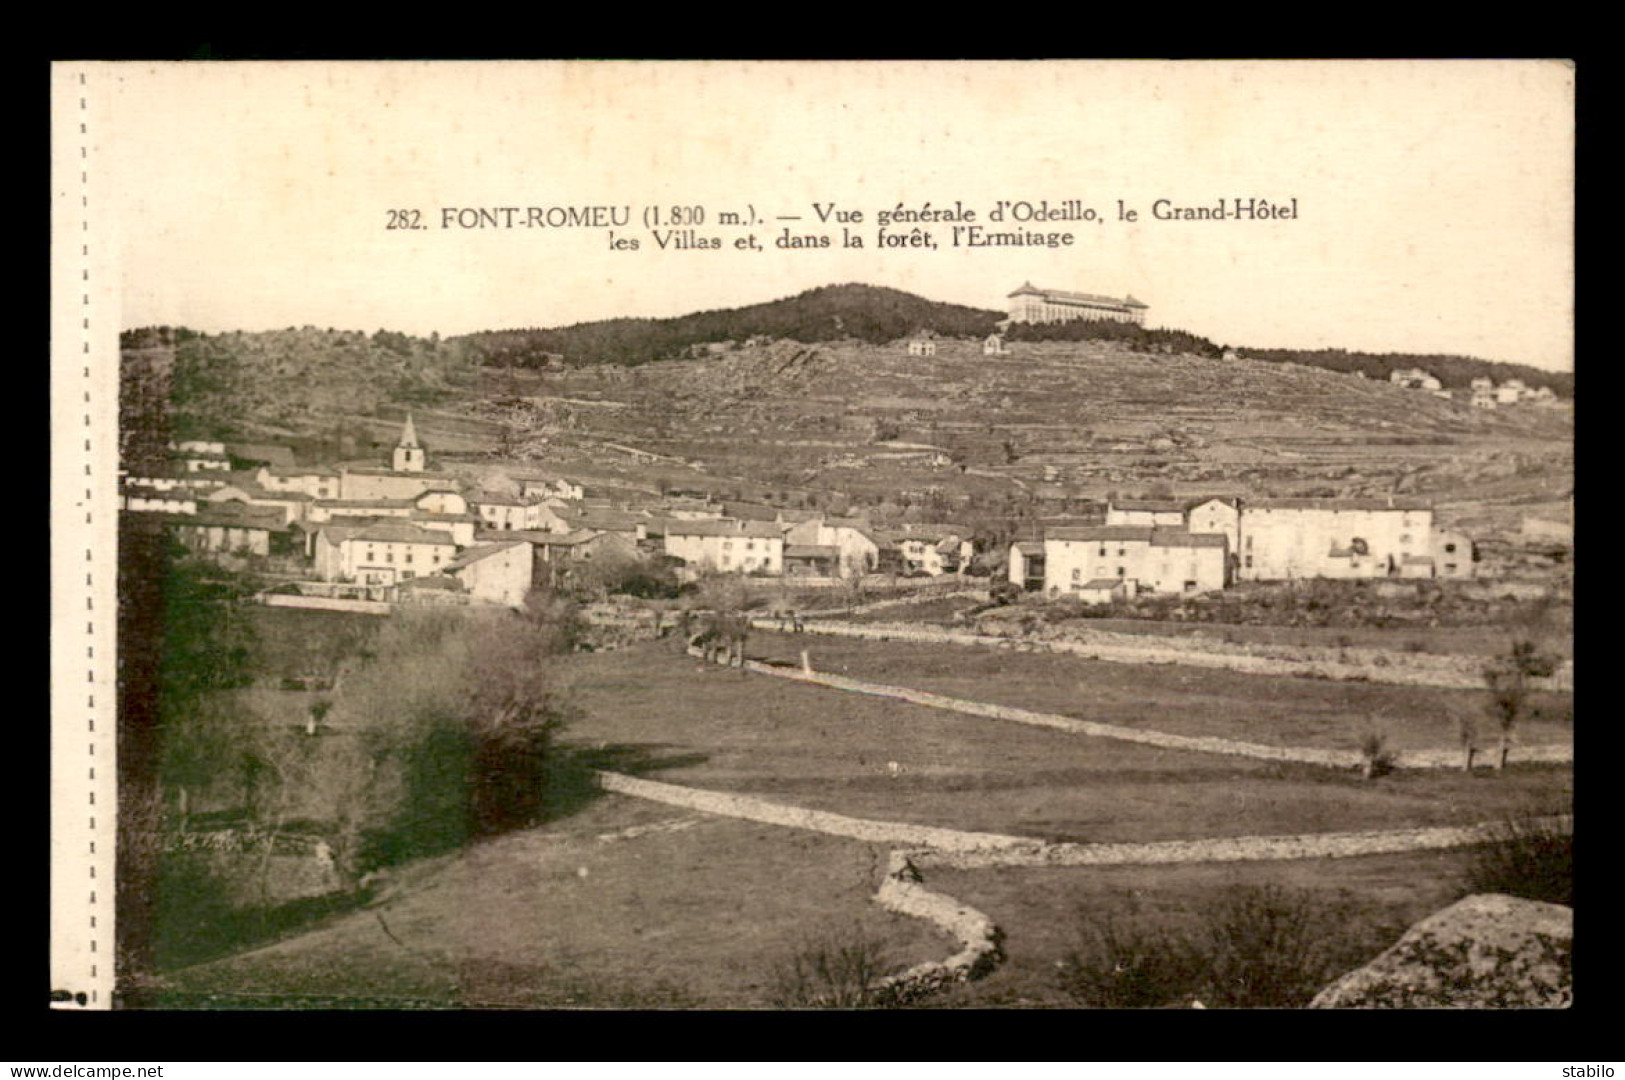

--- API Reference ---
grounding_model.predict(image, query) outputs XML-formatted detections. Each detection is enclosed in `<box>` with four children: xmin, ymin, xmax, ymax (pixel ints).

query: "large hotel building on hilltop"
<box><xmin>1007</xmin><ymin>282</ymin><xmax>1148</xmax><ymax>325</ymax></box>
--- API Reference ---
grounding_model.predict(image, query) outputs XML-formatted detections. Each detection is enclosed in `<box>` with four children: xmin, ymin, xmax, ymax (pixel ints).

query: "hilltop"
<box><xmin>120</xmin><ymin>285</ymin><xmax>1572</xmax><ymax>538</ymax></box>
<box><xmin>453</xmin><ymin>283</ymin><xmax>1005</xmax><ymax>368</ymax></box>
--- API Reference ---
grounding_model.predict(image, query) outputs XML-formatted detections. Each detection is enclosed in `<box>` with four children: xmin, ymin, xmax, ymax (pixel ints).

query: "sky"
<box><xmin>82</xmin><ymin>60</ymin><xmax>1574</xmax><ymax>370</ymax></box>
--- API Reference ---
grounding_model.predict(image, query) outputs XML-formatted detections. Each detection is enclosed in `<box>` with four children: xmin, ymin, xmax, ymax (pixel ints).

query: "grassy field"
<box><xmin>164</xmin><ymin>617</ymin><xmax>1571</xmax><ymax>1008</ymax></box>
<box><xmin>563</xmin><ymin>642</ymin><xmax>1571</xmax><ymax>843</ymax></box>
<box><xmin>1016</xmin><ymin>615</ymin><xmax>1575</xmax><ymax>659</ymax></box>
<box><xmin>158</xmin><ymin>794</ymin><xmax>946</xmax><ymax>1009</ymax></box>
<box><xmin>918</xmin><ymin>849</ymin><xmax>1488</xmax><ymax>1008</ymax></box>
<box><xmin>742</xmin><ymin>630</ymin><xmax>1573</xmax><ymax>754</ymax></box>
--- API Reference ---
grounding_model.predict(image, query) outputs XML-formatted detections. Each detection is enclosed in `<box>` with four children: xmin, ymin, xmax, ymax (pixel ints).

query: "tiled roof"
<box><xmin>500</xmin><ymin>528</ymin><xmax>608</xmax><ymax>547</ymax></box>
<box><xmin>320</xmin><ymin>497</ymin><xmax>416</xmax><ymax>510</ymax></box>
<box><xmin>350</xmin><ymin>522</ymin><xmax>457</xmax><ymax>545</ymax></box>
<box><xmin>266</xmin><ymin>464</ymin><xmax>340</xmax><ymax>477</ymax></box>
<box><xmin>398</xmin><ymin>574</ymin><xmax>462</xmax><ymax>591</ymax></box>
<box><xmin>1111</xmin><ymin>499</ymin><xmax>1186</xmax><ymax>513</ymax></box>
<box><xmin>180</xmin><ymin>504</ymin><xmax>289</xmax><ymax>531</ymax></box>
<box><xmin>1150</xmin><ymin>529</ymin><xmax>1227</xmax><ymax>549</ymax></box>
<box><xmin>1007</xmin><ymin>282</ymin><xmax>1148</xmax><ymax>309</ymax></box>
<box><xmin>666</xmin><ymin>519</ymin><xmax>783</xmax><ymax>539</ymax></box>
<box><xmin>1013</xmin><ymin>541</ymin><xmax>1044</xmax><ymax>556</ymax></box>
<box><xmin>1046</xmin><ymin>526</ymin><xmax>1156</xmax><ymax>543</ymax></box>
<box><xmin>1079</xmin><ymin>578</ymin><xmax>1125</xmax><ymax>591</ymax></box>
<box><xmin>442</xmin><ymin>542</ymin><xmax>528</xmax><ymax>572</ymax></box>
<box><xmin>785</xmin><ymin>545</ymin><xmax>839</xmax><ymax>559</ymax></box>
<box><xmin>412</xmin><ymin>510</ymin><xmax>479</xmax><ymax>523</ymax></box>
<box><xmin>1246</xmin><ymin>498</ymin><xmax>1432</xmax><ymax>512</ymax></box>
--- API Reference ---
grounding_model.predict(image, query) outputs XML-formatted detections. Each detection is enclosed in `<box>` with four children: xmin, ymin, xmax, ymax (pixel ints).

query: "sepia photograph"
<box><xmin>50</xmin><ymin>59</ymin><xmax>1573</xmax><ymax>1011</ymax></box>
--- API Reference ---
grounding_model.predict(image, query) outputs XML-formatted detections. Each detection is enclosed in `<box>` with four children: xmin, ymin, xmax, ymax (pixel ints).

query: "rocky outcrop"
<box><xmin>1309</xmin><ymin>894</ymin><xmax>1572</xmax><ymax>1009</ymax></box>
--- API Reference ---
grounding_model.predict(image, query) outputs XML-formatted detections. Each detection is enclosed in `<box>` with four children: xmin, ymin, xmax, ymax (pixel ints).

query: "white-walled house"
<box><xmin>314</xmin><ymin>522</ymin><xmax>458</xmax><ymax>585</ymax></box>
<box><xmin>470</xmin><ymin>490</ymin><xmax>569</xmax><ymax>533</ymax></box>
<box><xmin>1105</xmin><ymin>499</ymin><xmax>1186</xmax><ymax>528</ymax></box>
<box><xmin>1007</xmin><ymin>541</ymin><xmax>1045</xmax><ymax>591</ymax></box>
<box><xmin>442</xmin><ymin>541</ymin><xmax>533</xmax><ymax>607</ymax></box>
<box><xmin>664</xmin><ymin>519</ymin><xmax>785</xmax><ymax>575</ymax></box>
<box><xmin>169</xmin><ymin>503</ymin><xmax>288</xmax><ymax>558</ymax></box>
<box><xmin>120</xmin><ymin>483</ymin><xmax>200</xmax><ymax>515</ymax></box>
<box><xmin>1431</xmin><ymin>529</ymin><xmax>1475</xmax><ymax>578</ymax></box>
<box><xmin>255</xmin><ymin>465</ymin><xmax>341</xmax><ymax>500</ymax></box>
<box><xmin>782</xmin><ymin>517</ymin><xmax>882</xmax><ymax>576</ymax></box>
<box><xmin>515</xmin><ymin>473</ymin><xmax>586</xmax><ymax>503</ymax></box>
<box><xmin>890</xmin><ymin>524</ymin><xmax>974</xmax><ymax>576</ymax></box>
<box><xmin>1236</xmin><ymin>499</ymin><xmax>1434</xmax><ymax>581</ymax></box>
<box><xmin>1186</xmin><ymin>497</ymin><xmax>1242</xmax><ymax>555</ymax></box>
<box><xmin>1042</xmin><ymin>526</ymin><xmax>1227</xmax><ymax>598</ymax></box>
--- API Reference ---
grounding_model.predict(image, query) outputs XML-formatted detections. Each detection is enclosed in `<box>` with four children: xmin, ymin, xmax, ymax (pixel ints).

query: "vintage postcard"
<box><xmin>51</xmin><ymin>59</ymin><xmax>1574</xmax><ymax>1011</ymax></box>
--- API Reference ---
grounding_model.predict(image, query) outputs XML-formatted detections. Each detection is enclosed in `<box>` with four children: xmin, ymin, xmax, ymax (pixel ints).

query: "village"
<box><xmin>121</xmin><ymin>406</ymin><xmax>1506</xmax><ymax>618</ymax></box>
<box><xmin>113</xmin><ymin>280</ymin><xmax>1575</xmax><ymax>1012</ymax></box>
<box><xmin>118</xmin><ymin>280</ymin><xmax>1570</xmax><ymax>619</ymax></box>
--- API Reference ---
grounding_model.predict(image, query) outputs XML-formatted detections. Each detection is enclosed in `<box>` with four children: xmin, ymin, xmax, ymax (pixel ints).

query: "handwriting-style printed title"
<box><xmin>384</xmin><ymin>198</ymin><xmax>1300</xmax><ymax>251</ymax></box>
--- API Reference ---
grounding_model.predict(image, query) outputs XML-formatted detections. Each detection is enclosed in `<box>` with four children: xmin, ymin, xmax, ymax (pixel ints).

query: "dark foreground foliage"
<box><xmin>1057</xmin><ymin>885</ymin><xmax>1406</xmax><ymax>1009</ymax></box>
<box><xmin>1464</xmin><ymin>813</ymin><xmax>1573</xmax><ymax>907</ymax></box>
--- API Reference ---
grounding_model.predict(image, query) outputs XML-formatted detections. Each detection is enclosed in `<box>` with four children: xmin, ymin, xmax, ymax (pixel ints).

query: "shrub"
<box><xmin>1057</xmin><ymin>905</ymin><xmax>1204</xmax><ymax>1008</ymax></box>
<box><xmin>769</xmin><ymin>925</ymin><xmax>899</xmax><ymax>1009</ymax></box>
<box><xmin>1358</xmin><ymin>729</ymin><xmax>1398</xmax><ymax>780</ymax></box>
<box><xmin>1464</xmin><ymin>813</ymin><xmax>1573</xmax><ymax>906</ymax></box>
<box><xmin>1058</xmin><ymin>887</ymin><xmax>1403</xmax><ymax>1009</ymax></box>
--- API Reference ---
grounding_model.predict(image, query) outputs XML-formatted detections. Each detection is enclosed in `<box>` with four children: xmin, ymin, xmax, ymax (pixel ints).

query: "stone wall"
<box><xmin>734</xmin><ymin>657</ymin><xmax>1570</xmax><ymax>770</ymax></box>
<box><xmin>261</xmin><ymin>593</ymin><xmax>392</xmax><ymax>615</ymax></box>
<box><xmin>758</xmin><ymin>616</ymin><xmax>1574</xmax><ymax>693</ymax></box>
<box><xmin>595</xmin><ymin>767</ymin><xmax>1571</xmax><ymax>1004</ymax></box>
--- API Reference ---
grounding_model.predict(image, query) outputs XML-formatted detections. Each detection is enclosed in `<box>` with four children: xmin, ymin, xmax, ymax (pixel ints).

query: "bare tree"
<box><xmin>1483</xmin><ymin>640</ymin><xmax>1559</xmax><ymax>772</ymax></box>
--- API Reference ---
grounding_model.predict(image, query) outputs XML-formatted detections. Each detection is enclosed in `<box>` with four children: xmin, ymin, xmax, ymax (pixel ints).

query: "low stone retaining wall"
<box><xmin>595</xmin><ymin>768</ymin><xmax>1569</xmax><ymax>1004</ymax></box>
<box><xmin>734</xmin><ymin>658</ymin><xmax>1571</xmax><ymax>771</ymax></box>
<box><xmin>760</xmin><ymin>617</ymin><xmax>1574</xmax><ymax>693</ymax></box>
<box><xmin>871</xmin><ymin>850</ymin><xmax>1003</xmax><ymax>1004</ymax></box>
<box><xmin>260</xmin><ymin>593</ymin><xmax>392</xmax><ymax>615</ymax></box>
<box><xmin>594</xmin><ymin>771</ymin><xmax>1031</xmax><ymax>853</ymax></box>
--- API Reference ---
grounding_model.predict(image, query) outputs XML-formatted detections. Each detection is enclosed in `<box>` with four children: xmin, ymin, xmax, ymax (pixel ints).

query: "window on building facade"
<box><xmin>1071</xmin><ymin>568</ymin><xmax>1081</xmax><ymax>580</ymax></box>
<box><xmin>1444</xmin><ymin>543</ymin><xmax>1456</xmax><ymax>553</ymax></box>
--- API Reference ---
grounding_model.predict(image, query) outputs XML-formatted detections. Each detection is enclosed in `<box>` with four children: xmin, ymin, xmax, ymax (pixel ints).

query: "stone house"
<box><xmin>314</xmin><ymin>521</ymin><xmax>458</xmax><ymax>585</ymax></box>
<box><xmin>442</xmin><ymin>541</ymin><xmax>533</xmax><ymax>607</ymax></box>
<box><xmin>1042</xmin><ymin>526</ymin><xmax>1227</xmax><ymax>597</ymax></box>
<box><xmin>1237</xmin><ymin>498</ymin><xmax>1434</xmax><ymax>581</ymax></box>
<box><xmin>664</xmin><ymin>519</ymin><xmax>785</xmax><ymax>575</ymax></box>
